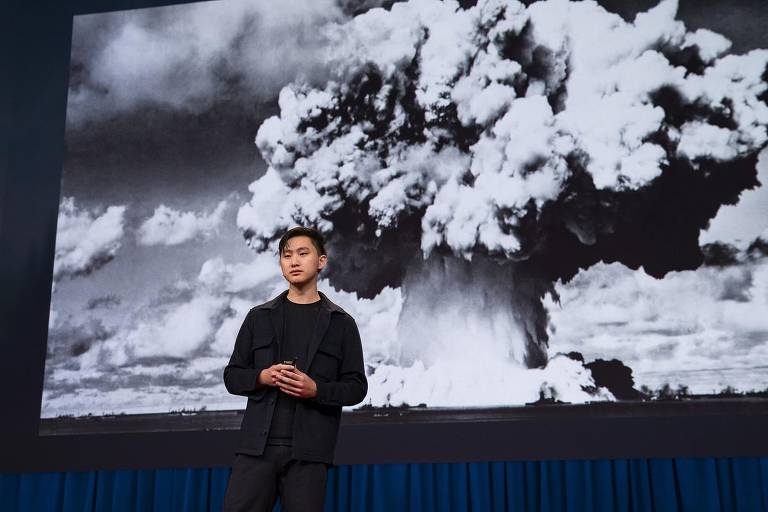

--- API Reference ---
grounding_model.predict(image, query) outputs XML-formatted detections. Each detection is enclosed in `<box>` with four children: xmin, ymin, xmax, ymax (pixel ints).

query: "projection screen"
<box><xmin>42</xmin><ymin>0</ymin><xmax>768</xmax><ymax>435</ymax></box>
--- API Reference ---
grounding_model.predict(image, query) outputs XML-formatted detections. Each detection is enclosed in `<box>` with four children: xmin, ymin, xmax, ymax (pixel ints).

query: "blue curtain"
<box><xmin>3</xmin><ymin>457</ymin><xmax>767</xmax><ymax>511</ymax></box>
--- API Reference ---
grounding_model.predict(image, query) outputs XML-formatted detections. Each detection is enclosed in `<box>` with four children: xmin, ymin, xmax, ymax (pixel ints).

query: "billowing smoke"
<box><xmin>236</xmin><ymin>0</ymin><xmax>768</xmax><ymax>403</ymax></box>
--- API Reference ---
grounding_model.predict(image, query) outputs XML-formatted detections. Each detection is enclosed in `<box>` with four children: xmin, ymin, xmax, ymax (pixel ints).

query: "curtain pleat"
<box><xmin>2</xmin><ymin>457</ymin><xmax>767</xmax><ymax>511</ymax></box>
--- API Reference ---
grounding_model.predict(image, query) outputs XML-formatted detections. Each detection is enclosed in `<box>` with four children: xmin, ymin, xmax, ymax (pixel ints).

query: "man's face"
<box><xmin>280</xmin><ymin>235</ymin><xmax>327</xmax><ymax>286</ymax></box>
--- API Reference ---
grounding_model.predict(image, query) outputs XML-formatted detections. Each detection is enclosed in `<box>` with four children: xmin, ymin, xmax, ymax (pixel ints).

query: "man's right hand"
<box><xmin>258</xmin><ymin>364</ymin><xmax>296</xmax><ymax>387</ymax></box>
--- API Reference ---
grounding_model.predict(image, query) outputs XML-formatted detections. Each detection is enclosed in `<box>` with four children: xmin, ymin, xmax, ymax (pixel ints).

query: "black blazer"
<box><xmin>223</xmin><ymin>290</ymin><xmax>368</xmax><ymax>464</ymax></box>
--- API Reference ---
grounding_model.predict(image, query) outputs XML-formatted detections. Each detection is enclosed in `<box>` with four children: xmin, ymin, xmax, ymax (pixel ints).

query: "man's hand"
<box><xmin>258</xmin><ymin>364</ymin><xmax>295</xmax><ymax>388</ymax></box>
<box><xmin>275</xmin><ymin>367</ymin><xmax>318</xmax><ymax>399</ymax></box>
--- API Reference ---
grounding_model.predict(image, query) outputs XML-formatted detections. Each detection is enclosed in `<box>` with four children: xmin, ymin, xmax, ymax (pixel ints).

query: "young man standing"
<box><xmin>221</xmin><ymin>226</ymin><xmax>368</xmax><ymax>512</ymax></box>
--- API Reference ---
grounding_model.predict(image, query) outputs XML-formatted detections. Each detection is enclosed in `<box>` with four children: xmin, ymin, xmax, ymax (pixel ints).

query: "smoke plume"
<box><xmin>236</xmin><ymin>0</ymin><xmax>768</xmax><ymax>401</ymax></box>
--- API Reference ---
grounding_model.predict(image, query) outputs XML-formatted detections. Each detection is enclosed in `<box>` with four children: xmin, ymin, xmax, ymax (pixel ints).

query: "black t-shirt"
<box><xmin>266</xmin><ymin>298</ymin><xmax>321</xmax><ymax>446</ymax></box>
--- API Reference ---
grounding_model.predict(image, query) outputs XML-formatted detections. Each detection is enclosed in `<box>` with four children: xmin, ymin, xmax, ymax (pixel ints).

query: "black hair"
<box><xmin>278</xmin><ymin>226</ymin><xmax>327</xmax><ymax>257</ymax></box>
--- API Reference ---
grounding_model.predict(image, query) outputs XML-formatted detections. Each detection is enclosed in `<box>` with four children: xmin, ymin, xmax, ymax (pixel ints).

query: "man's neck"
<box><xmin>286</xmin><ymin>283</ymin><xmax>321</xmax><ymax>304</ymax></box>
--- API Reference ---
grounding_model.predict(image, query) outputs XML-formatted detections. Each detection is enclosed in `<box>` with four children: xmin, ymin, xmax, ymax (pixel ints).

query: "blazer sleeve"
<box><xmin>312</xmin><ymin>314</ymin><xmax>368</xmax><ymax>407</ymax></box>
<box><xmin>223</xmin><ymin>309</ymin><xmax>268</xmax><ymax>398</ymax></box>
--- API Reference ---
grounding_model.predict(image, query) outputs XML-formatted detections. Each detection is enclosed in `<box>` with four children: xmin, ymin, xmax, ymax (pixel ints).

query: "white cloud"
<box><xmin>545</xmin><ymin>257</ymin><xmax>768</xmax><ymax>393</ymax></box>
<box><xmin>76</xmin><ymin>251</ymin><xmax>285</xmax><ymax>370</ymax></box>
<box><xmin>68</xmin><ymin>0</ymin><xmax>345</xmax><ymax>124</ymax></box>
<box><xmin>81</xmin><ymin>292</ymin><xmax>230</xmax><ymax>366</ymax></box>
<box><xmin>137</xmin><ymin>200</ymin><xmax>227</xmax><ymax>246</ymax></box>
<box><xmin>53</xmin><ymin>197</ymin><xmax>127</xmax><ymax>280</ymax></box>
<box><xmin>197</xmin><ymin>252</ymin><xmax>282</xmax><ymax>294</ymax></box>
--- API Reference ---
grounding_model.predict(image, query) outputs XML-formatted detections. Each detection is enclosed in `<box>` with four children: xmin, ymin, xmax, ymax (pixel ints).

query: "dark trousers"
<box><xmin>222</xmin><ymin>445</ymin><xmax>328</xmax><ymax>512</ymax></box>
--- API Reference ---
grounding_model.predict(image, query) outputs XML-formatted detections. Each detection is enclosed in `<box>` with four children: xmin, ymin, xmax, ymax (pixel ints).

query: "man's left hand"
<box><xmin>276</xmin><ymin>367</ymin><xmax>318</xmax><ymax>399</ymax></box>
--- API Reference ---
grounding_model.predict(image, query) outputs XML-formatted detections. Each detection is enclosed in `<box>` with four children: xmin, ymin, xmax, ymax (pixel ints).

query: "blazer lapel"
<box><xmin>269</xmin><ymin>299</ymin><xmax>285</xmax><ymax>348</ymax></box>
<box><xmin>261</xmin><ymin>290</ymin><xmax>341</xmax><ymax>371</ymax></box>
<box><xmin>303</xmin><ymin>307</ymin><xmax>331</xmax><ymax>373</ymax></box>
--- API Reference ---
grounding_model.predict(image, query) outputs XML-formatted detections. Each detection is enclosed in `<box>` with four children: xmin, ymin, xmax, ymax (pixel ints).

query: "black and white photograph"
<box><xmin>42</xmin><ymin>0</ymin><xmax>768</xmax><ymax>424</ymax></box>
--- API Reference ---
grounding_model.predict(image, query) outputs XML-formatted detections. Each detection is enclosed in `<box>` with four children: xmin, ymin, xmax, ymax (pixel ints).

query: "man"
<box><xmin>221</xmin><ymin>226</ymin><xmax>368</xmax><ymax>512</ymax></box>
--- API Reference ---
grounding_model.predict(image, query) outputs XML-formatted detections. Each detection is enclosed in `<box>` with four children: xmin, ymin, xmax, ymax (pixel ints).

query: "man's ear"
<box><xmin>318</xmin><ymin>254</ymin><xmax>328</xmax><ymax>271</ymax></box>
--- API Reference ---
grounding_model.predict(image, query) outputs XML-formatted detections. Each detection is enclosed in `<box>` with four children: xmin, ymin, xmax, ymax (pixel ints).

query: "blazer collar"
<box><xmin>256</xmin><ymin>289</ymin><xmax>346</xmax><ymax>315</ymax></box>
<box><xmin>257</xmin><ymin>289</ymin><xmax>342</xmax><ymax>372</ymax></box>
